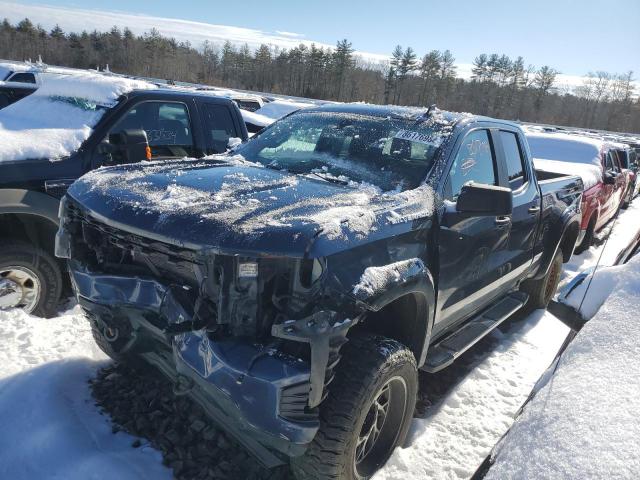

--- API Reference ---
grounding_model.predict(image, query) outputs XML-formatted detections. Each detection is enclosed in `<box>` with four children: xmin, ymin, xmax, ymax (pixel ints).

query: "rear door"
<box><xmin>199</xmin><ymin>100</ymin><xmax>245</xmax><ymax>155</ymax></box>
<box><xmin>492</xmin><ymin>129</ymin><xmax>540</xmax><ymax>288</ymax></box>
<box><xmin>436</xmin><ymin>127</ymin><xmax>511</xmax><ymax>334</ymax></box>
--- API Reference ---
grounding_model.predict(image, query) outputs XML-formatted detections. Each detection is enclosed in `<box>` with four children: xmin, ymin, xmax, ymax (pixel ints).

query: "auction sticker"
<box><xmin>394</xmin><ymin>129</ymin><xmax>436</xmax><ymax>145</ymax></box>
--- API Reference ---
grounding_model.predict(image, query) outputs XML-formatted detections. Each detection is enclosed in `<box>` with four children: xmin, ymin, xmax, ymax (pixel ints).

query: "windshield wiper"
<box><xmin>306</xmin><ymin>171</ymin><xmax>350</xmax><ymax>186</ymax></box>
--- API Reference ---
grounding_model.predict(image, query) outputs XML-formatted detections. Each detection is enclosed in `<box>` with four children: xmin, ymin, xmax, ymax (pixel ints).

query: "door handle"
<box><xmin>528</xmin><ymin>205</ymin><xmax>540</xmax><ymax>214</ymax></box>
<box><xmin>495</xmin><ymin>215</ymin><xmax>511</xmax><ymax>226</ymax></box>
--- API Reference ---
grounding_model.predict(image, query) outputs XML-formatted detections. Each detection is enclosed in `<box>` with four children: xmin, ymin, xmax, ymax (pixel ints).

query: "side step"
<box><xmin>423</xmin><ymin>292</ymin><xmax>528</xmax><ymax>373</ymax></box>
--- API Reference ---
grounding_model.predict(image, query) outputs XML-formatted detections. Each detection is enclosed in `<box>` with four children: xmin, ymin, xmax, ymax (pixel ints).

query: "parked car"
<box><xmin>612</xmin><ymin>143</ymin><xmax>638</xmax><ymax>203</ymax></box>
<box><xmin>526</xmin><ymin>131</ymin><xmax>628</xmax><ymax>252</ymax></box>
<box><xmin>0</xmin><ymin>61</ymin><xmax>42</xmax><ymax>108</ymax></box>
<box><xmin>0</xmin><ymin>76</ymin><xmax>248</xmax><ymax>317</ymax></box>
<box><xmin>57</xmin><ymin>104</ymin><xmax>582</xmax><ymax>479</ymax></box>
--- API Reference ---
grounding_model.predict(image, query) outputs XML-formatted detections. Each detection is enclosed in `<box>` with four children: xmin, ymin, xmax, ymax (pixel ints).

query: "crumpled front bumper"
<box><xmin>69</xmin><ymin>262</ymin><xmax>318</xmax><ymax>466</ymax></box>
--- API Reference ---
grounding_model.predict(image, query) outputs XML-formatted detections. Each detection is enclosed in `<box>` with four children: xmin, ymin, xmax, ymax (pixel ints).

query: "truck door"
<box><xmin>92</xmin><ymin>99</ymin><xmax>198</xmax><ymax>167</ymax></box>
<box><xmin>200</xmin><ymin>102</ymin><xmax>244</xmax><ymax>155</ymax></box>
<box><xmin>436</xmin><ymin>128</ymin><xmax>510</xmax><ymax>334</ymax></box>
<box><xmin>493</xmin><ymin>129</ymin><xmax>540</xmax><ymax>288</ymax></box>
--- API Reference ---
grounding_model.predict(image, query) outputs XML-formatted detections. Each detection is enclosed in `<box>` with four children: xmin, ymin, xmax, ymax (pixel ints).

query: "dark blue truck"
<box><xmin>56</xmin><ymin>104</ymin><xmax>582</xmax><ymax>479</ymax></box>
<box><xmin>0</xmin><ymin>88</ymin><xmax>248</xmax><ymax>316</ymax></box>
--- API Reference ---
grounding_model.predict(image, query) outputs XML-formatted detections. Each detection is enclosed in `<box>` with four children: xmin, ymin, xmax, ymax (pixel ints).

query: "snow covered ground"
<box><xmin>485</xmin><ymin>253</ymin><xmax>640</xmax><ymax>479</ymax></box>
<box><xmin>0</xmin><ymin>197</ymin><xmax>638</xmax><ymax>479</ymax></box>
<box><xmin>0</xmin><ymin>305</ymin><xmax>171</xmax><ymax>480</ymax></box>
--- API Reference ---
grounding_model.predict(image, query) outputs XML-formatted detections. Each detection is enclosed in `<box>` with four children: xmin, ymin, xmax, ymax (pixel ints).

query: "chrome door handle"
<box><xmin>528</xmin><ymin>206</ymin><xmax>540</xmax><ymax>214</ymax></box>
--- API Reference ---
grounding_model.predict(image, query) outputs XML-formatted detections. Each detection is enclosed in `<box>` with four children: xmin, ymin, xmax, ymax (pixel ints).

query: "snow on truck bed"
<box><xmin>527</xmin><ymin>131</ymin><xmax>604</xmax><ymax>190</ymax></box>
<box><xmin>486</xmin><ymin>253</ymin><xmax>640</xmax><ymax>480</ymax></box>
<box><xmin>0</xmin><ymin>73</ymin><xmax>155</xmax><ymax>162</ymax></box>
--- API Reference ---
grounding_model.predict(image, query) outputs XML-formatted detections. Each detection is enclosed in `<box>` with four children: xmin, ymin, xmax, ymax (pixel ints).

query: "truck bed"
<box><xmin>535</xmin><ymin>168</ymin><xmax>584</xmax><ymax>196</ymax></box>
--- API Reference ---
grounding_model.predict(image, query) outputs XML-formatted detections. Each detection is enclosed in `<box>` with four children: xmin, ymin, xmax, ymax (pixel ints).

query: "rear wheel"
<box><xmin>291</xmin><ymin>333</ymin><xmax>417</xmax><ymax>480</ymax></box>
<box><xmin>574</xmin><ymin>217</ymin><xmax>596</xmax><ymax>254</ymax></box>
<box><xmin>0</xmin><ymin>241</ymin><xmax>62</xmax><ymax>317</ymax></box>
<box><xmin>521</xmin><ymin>249</ymin><xmax>563</xmax><ymax>310</ymax></box>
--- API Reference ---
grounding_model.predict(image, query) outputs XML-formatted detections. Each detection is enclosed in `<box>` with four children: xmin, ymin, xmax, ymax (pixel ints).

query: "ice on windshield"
<box><xmin>235</xmin><ymin>111</ymin><xmax>451</xmax><ymax>191</ymax></box>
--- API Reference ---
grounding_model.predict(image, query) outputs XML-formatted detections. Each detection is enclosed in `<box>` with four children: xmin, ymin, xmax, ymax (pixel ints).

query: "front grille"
<box><xmin>67</xmin><ymin>199</ymin><xmax>203</xmax><ymax>289</ymax></box>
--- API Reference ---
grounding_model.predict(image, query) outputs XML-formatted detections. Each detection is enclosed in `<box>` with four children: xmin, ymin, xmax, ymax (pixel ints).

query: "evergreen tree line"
<box><xmin>1</xmin><ymin>18</ymin><xmax>638</xmax><ymax>133</ymax></box>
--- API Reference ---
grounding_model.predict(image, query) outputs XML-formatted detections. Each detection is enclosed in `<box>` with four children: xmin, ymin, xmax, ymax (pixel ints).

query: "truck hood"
<box><xmin>67</xmin><ymin>158</ymin><xmax>436</xmax><ymax>257</ymax></box>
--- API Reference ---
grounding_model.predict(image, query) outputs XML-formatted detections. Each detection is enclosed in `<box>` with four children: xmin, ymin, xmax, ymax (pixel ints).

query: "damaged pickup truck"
<box><xmin>57</xmin><ymin>104</ymin><xmax>583</xmax><ymax>479</ymax></box>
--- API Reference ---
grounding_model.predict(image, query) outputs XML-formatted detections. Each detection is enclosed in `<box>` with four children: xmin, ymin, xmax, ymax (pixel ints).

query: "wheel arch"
<box><xmin>351</xmin><ymin>266</ymin><xmax>436</xmax><ymax>369</ymax></box>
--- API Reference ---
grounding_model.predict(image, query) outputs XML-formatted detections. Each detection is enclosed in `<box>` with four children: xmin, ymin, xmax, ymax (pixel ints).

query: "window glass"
<box><xmin>109</xmin><ymin>101</ymin><xmax>194</xmax><ymax>157</ymax></box>
<box><xmin>500</xmin><ymin>131</ymin><xmax>525</xmax><ymax>189</ymax></box>
<box><xmin>236</xmin><ymin>111</ymin><xmax>446</xmax><ymax>191</ymax></box>
<box><xmin>446</xmin><ymin>130</ymin><xmax>496</xmax><ymax>199</ymax></box>
<box><xmin>203</xmin><ymin>104</ymin><xmax>238</xmax><ymax>154</ymax></box>
<box><xmin>9</xmin><ymin>72</ymin><xmax>36</xmax><ymax>84</ymax></box>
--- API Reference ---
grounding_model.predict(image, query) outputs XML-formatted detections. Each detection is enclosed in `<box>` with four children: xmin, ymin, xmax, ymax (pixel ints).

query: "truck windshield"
<box><xmin>235</xmin><ymin>111</ymin><xmax>448</xmax><ymax>191</ymax></box>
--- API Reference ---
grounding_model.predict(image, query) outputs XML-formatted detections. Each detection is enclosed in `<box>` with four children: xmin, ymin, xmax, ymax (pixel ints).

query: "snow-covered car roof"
<box><xmin>0</xmin><ymin>73</ymin><xmax>155</xmax><ymax>162</ymax></box>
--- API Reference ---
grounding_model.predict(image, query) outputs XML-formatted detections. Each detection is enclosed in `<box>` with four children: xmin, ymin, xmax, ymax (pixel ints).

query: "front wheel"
<box><xmin>0</xmin><ymin>241</ymin><xmax>63</xmax><ymax>317</ymax></box>
<box><xmin>291</xmin><ymin>333</ymin><xmax>418</xmax><ymax>480</ymax></box>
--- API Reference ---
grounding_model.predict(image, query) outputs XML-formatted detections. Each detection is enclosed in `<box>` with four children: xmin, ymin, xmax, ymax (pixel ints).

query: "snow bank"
<box><xmin>0</xmin><ymin>73</ymin><xmax>155</xmax><ymax>162</ymax></box>
<box><xmin>254</xmin><ymin>99</ymin><xmax>312</xmax><ymax>119</ymax></box>
<box><xmin>559</xmin><ymin>200</ymin><xmax>640</xmax><ymax>289</ymax></box>
<box><xmin>486</xmin><ymin>254</ymin><xmax>640</xmax><ymax>480</ymax></box>
<box><xmin>0</xmin><ymin>305</ymin><xmax>170</xmax><ymax>480</ymax></box>
<box><xmin>375</xmin><ymin>310</ymin><xmax>570</xmax><ymax>480</ymax></box>
<box><xmin>527</xmin><ymin>132</ymin><xmax>604</xmax><ymax>190</ymax></box>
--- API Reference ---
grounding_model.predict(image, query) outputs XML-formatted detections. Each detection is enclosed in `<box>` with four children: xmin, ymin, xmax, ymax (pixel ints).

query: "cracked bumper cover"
<box><xmin>68</xmin><ymin>263</ymin><xmax>347</xmax><ymax>464</ymax></box>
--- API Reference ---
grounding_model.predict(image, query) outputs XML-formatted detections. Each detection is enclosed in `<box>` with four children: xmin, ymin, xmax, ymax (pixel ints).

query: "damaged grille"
<box><xmin>66</xmin><ymin>199</ymin><xmax>203</xmax><ymax>290</ymax></box>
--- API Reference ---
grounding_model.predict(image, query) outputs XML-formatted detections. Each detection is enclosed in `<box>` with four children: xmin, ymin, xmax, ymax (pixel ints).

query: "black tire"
<box><xmin>0</xmin><ymin>241</ymin><xmax>62</xmax><ymax>317</ymax></box>
<box><xmin>622</xmin><ymin>186</ymin><xmax>633</xmax><ymax>209</ymax></box>
<box><xmin>291</xmin><ymin>333</ymin><xmax>418</xmax><ymax>480</ymax></box>
<box><xmin>574</xmin><ymin>217</ymin><xmax>595</xmax><ymax>254</ymax></box>
<box><xmin>521</xmin><ymin>249</ymin><xmax>563</xmax><ymax>310</ymax></box>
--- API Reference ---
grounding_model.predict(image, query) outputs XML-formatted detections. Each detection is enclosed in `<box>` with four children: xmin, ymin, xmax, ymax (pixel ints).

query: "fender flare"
<box><xmin>350</xmin><ymin>258</ymin><xmax>436</xmax><ymax>368</ymax></box>
<box><xmin>535</xmin><ymin>214</ymin><xmax>581</xmax><ymax>280</ymax></box>
<box><xmin>0</xmin><ymin>189</ymin><xmax>60</xmax><ymax>226</ymax></box>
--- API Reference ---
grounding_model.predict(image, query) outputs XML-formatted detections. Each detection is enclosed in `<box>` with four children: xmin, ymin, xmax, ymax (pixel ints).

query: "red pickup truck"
<box><xmin>526</xmin><ymin>131</ymin><xmax>628</xmax><ymax>252</ymax></box>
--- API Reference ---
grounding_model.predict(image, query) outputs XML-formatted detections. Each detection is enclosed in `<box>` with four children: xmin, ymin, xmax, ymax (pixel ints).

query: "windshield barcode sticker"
<box><xmin>238</xmin><ymin>262</ymin><xmax>259</xmax><ymax>278</ymax></box>
<box><xmin>394</xmin><ymin>129</ymin><xmax>436</xmax><ymax>146</ymax></box>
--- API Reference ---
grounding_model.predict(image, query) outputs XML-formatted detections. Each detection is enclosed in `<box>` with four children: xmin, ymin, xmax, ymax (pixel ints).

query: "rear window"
<box><xmin>500</xmin><ymin>131</ymin><xmax>526</xmax><ymax>189</ymax></box>
<box><xmin>8</xmin><ymin>72</ymin><xmax>36</xmax><ymax>84</ymax></box>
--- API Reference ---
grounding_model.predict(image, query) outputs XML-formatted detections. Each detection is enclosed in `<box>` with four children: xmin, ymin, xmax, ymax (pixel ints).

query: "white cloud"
<box><xmin>275</xmin><ymin>31</ymin><xmax>305</xmax><ymax>38</ymax></box>
<box><xmin>1</xmin><ymin>1</ymin><xmax>636</xmax><ymax>92</ymax></box>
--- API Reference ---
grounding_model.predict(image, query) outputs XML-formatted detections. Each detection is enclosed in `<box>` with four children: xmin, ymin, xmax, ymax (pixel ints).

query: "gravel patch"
<box><xmin>90</xmin><ymin>363</ymin><xmax>293</xmax><ymax>480</ymax></box>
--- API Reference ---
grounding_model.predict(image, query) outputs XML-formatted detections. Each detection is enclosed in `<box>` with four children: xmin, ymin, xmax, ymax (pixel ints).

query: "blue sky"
<box><xmin>8</xmin><ymin>0</ymin><xmax>640</xmax><ymax>76</ymax></box>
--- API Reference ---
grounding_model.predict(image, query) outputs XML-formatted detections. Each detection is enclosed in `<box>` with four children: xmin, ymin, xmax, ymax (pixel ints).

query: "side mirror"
<box><xmin>107</xmin><ymin>129</ymin><xmax>151</xmax><ymax>164</ymax></box>
<box><xmin>456</xmin><ymin>183</ymin><xmax>513</xmax><ymax>216</ymax></box>
<box><xmin>604</xmin><ymin>170</ymin><xmax>617</xmax><ymax>185</ymax></box>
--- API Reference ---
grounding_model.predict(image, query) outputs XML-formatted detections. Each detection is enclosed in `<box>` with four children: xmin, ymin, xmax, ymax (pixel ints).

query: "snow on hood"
<box><xmin>254</xmin><ymin>99</ymin><xmax>313</xmax><ymax>119</ymax></box>
<box><xmin>240</xmin><ymin>109</ymin><xmax>274</xmax><ymax>128</ymax></box>
<box><xmin>0</xmin><ymin>73</ymin><xmax>155</xmax><ymax>162</ymax></box>
<box><xmin>70</xmin><ymin>157</ymin><xmax>437</xmax><ymax>252</ymax></box>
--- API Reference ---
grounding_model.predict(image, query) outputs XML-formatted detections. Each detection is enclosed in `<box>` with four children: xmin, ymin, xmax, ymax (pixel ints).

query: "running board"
<box><xmin>423</xmin><ymin>292</ymin><xmax>529</xmax><ymax>373</ymax></box>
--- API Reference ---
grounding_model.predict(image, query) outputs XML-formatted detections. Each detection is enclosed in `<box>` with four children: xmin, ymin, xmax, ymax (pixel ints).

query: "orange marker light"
<box><xmin>145</xmin><ymin>146</ymin><xmax>152</xmax><ymax>160</ymax></box>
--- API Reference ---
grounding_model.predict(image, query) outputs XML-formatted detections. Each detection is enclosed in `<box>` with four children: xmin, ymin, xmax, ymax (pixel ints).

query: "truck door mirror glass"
<box><xmin>107</xmin><ymin>129</ymin><xmax>150</xmax><ymax>165</ymax></box>
<box><xmin>456</xmin><ymin>183</ymin><xmax>513</xmax><ymax>216</ymax></box>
